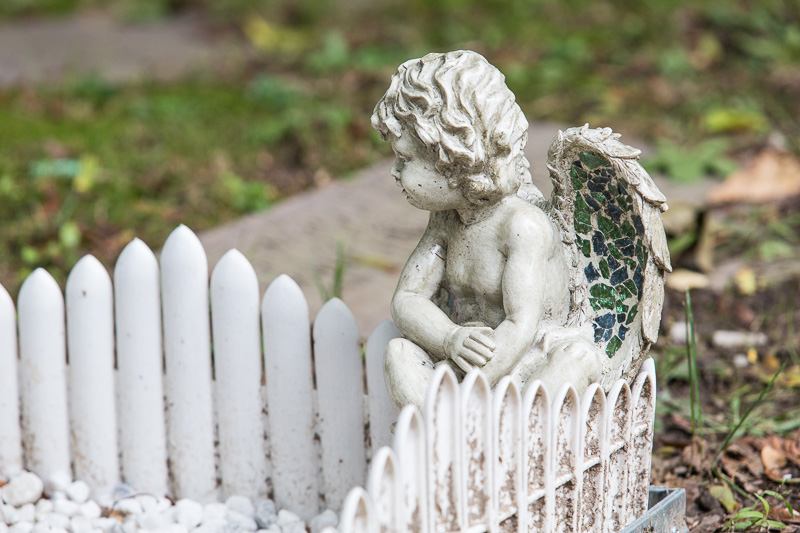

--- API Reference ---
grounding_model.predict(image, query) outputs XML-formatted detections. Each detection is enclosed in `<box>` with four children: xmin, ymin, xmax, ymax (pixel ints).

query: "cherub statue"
<box><xmin>372</xmin><ymin>50</ymin><xmax>671</xmax><ymax>412</ymax></box>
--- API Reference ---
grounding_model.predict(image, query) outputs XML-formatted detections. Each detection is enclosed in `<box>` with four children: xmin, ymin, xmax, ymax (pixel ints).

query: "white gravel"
<box><xmin>0</xmin><ymin>471</ymin><xmax>339</xmax><ymax>533</ymax></box>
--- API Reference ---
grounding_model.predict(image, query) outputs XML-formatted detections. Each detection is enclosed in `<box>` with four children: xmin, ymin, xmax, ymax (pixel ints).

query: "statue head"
<box><xmin>371</xmin><ymin>50</ymin><xmax>531</xmax><ymax>206</ymax></box>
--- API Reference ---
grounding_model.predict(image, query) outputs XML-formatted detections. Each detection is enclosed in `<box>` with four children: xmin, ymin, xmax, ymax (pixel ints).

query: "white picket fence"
<box><xmin>0</xmin><ymin>225</ymin><xmax>399</xmax><ymax>519</ymax></box>
<box><xmin>333</xmin><ymin>359</ymin><xmax>657</xmax><ymax>533</ymax></box>
<box><xmin>0</xmin><ymin>223</ymin><xmax>658</xmax><ymax>532</ymax></box>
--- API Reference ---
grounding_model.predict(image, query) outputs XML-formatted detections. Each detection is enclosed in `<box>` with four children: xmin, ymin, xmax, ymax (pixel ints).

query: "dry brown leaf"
<box><xmin>709</xmin><ymin>147</ymin><xmax>800</xmax><ymax>205</ymax></box>
<box><xmin>762</xmin><ymin>445</ymin><xmax>789</xmax><ymax>476</ymax></box>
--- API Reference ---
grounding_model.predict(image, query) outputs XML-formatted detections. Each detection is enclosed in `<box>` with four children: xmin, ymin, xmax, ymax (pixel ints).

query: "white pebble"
<box><xmin>2</xmin><ymin>473</ymin><xmax>44</xmax><ymax>507</ymax></box>
<box><xmin>278</xmin><ymin>522</ymin><xmax>304</xmax><ymax>533</ymax></box>
<box><xmin>0</xmin><ymin>526</ymin><xmax>8</xmax><ymax>533</ymax></box>
<box><xmin>1</xmin><ymin>505</ymin><xmax>18</xmax><ymax>525</ymax></box>
<box><xmin>10</xmin><ymin>523</ymin><xmax>33</xmax><ymax>533</ymax></box>
<box><xmin>53</xmin><ymin>500</ymin><xmax>79</xmax><ymax>518</ymax></box>
<box><xmin>78</xmin><ymin>502</ymin><xmax>101</xmax><ymax>520</ymax></box>
<box><xmin>712</xmin><ymin>330</ymin><xmax>769</xmax><ymax>349</ymax></box>
<box><xmin>46</xmin><ymin>473</ymin><xmax>72</xmax><ymax>495</ymax></box>
<box><xmin>136</xmin><ymin>511</ymin><xmax>172</xmax><ymax>531</ymax></box>
<box><xmin>120</xmin><ymin>521</ymin><xmax>136</xmax><ymax>533</ymax></box>
<box><xmin>174</xmin><ymin>501</ymin><xmax>203</xmax><ymax>530</ymax></box>
<box><xmin>35</xmin><ymin>499</ymin><xmax>54</xmax><ymax>519</ymax></box>
<box><xmin>252</xmin><ymin>502</ymin><xmax>276</xmax><ymax>530</ymax></box>
<box><xmin>733</xmin><ymin>353</ymin><xmax>749</xmax><ymax>369</ymax></box>
<box><xmin>225</xmin><ymin>512</ymin><xmax>256</xmax><ymax>532</ymax></box>
<box><xmin>65</xmin><ymin>483</ymin><xmax>90</xmax><ymax>505</ymax></box>
<box><xmin>152</xmin><ymin>525</ymin><xmax>187</xmax><ymax>533</ymax></box>
<box><xmin>90</xmin><ymin>519</ymin><xmax>118</xmax><ymax>533</ymax></box>
<box><xmin>31</xmin><ymin>523</ymin><xmax>50</xmax><ymax>533</ymax></box>
<box><xmin>190</xmin><ymin>526</ymin><xmax>217</xmax><ymax>533</ymax></box>
<box><xmin>274</xmin><ymin>512</ymin><xmax>298</xmax><ymax>528</ymax></box>
<box><xmin>136</xmin><ymin>496</ymin><xmax>160</xmax><ymax>515</ymax></box>
<box><xmin>69</xmin><ymin>516</ymin><xmax>92</xmax><ymax>533</ymax></box>
<box><xmin>110</xmin><ymin>486</ymin><xmax>134</xmax><ymax>503</ymax></box>
<box><xmin>111</xmin><ymin>500</ymin><xmax>141</xmax><ymax>517</ymax></box>
<box><xmin>42</xmin><ymin>514</ymin><xmax>70</xmax><ymax>530</ymax></box>
<box><xmin>51</xmin><ymin>527</ymin><xmax>69</xmax><ymax>533</ymax></box>
<box><xmin>309</xmin><ymin>510</ymin><xmax>337</xmax><ymax>533</ymax></box>
<box><xmin>223</xmin><ymin>498</ymin><xmax>252</xmax><ymax>519</ymax></box>
<box><xmin>202</xmin><ymin>504</ymin><xmax>227</xmax><ymax>524</ymax></box>
<box><xmin>15</xmin><ymin>507</ymin><xmax>33</xmax><ymax>525</ymax></box>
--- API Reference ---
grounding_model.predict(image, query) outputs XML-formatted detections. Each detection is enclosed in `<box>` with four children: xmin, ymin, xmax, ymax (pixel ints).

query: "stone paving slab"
<box><xmin>0</xmin><ymin>13</ymin><xmax>236</xmax><ymax>87</ymax></box>
<box><xmin>198</xmin><ymin>123</ymin><xmax>715</xmax><ymax>336</ymax></box>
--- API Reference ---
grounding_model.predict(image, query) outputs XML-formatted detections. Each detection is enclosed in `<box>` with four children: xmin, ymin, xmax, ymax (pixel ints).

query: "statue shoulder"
<box><xmin>502</xmin><ymin>197</ymin><xmax>559</xmax><ymax>249</ymax></box>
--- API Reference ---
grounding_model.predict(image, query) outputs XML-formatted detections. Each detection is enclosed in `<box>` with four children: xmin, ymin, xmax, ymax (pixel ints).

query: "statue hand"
<box><xmin>444</xmin><ymin>326</ymin><xmax>496</xmax><ymax>370</ymax></box>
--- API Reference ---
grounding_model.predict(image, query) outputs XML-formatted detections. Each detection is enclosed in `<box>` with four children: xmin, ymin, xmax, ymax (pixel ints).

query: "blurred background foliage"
<box><xmin>1</xmin><ymin>0</ymin><xmax>799</xmax><ymax>291</ymax></box>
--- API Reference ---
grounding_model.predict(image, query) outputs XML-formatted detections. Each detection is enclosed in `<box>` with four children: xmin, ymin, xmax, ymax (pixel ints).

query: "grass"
<box><xmin>1</xmin><ymin>0</ymin><xmax>799</xmax><ymax>294</ymax></box>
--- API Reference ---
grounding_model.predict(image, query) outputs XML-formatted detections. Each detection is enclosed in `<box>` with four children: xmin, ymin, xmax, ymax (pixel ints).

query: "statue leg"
<box><xmin>383</xmin><ymin>338</ymin><xmax>437</xmax><ymax>412</ymax></box>
<box><xmin>527</xmin><ymin>339</ymin><xmax>604</xmax><ymax>398</ymax></box>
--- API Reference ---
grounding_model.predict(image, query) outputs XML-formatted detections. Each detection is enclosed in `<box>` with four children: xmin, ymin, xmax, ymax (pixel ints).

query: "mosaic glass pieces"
<box><xmin>570</xmin><ymin>152</ymin><xmax>648</xmax><ymax>357</ymax></box>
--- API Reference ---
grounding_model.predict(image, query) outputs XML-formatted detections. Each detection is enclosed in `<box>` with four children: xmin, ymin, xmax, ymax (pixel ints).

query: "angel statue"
<box><xmin>372</xmin><ymin>50</ymin><xmax>672</xmax><ymax>412</ymax></box>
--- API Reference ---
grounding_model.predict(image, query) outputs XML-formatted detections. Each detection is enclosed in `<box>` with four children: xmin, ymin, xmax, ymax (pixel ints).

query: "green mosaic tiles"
<box><xmin>572</xmin><ymin>152</ymin><xmax>647</xmax><ymax>357</ymax></box>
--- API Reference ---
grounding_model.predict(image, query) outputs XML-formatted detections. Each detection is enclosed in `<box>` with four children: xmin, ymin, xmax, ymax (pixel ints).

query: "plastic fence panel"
<box><xmin>523</xmin><ymin>382</ymin><xmax>550</xmax><ymax>532</ymax></box>
<box><xmin>578</xmin><ymin>384</ymin><xmax>607</xmax><ymax>533</ymax></box>
<box><xmin>211</xmin><ymin>250</ymin><xmax>268</xmax><ymax>500</ymax></box>
<box><xmin>630</xmin><ymin>359</ymin><xmax>656</xmax><ymax>519</ymax></box>
<box><xmin>550</xmin><ymin>385</ymin><xmax>581</xmax><ymax>533</ymax></box>
<box><xmin>460</xmin><ymin>370</ymin><xmax>492</xmax><ymax>530</ymax></box>
<box><xmin>494</xmin><ymin>377</ymin><xmax>524</xmax><ymax>533</ymax></box>
<box><xmin>604</xmin><ymin>381</ymin><xmax>633</xmax><ymax>533</ymax></box>
<box><xmin>393</xmin><ymin>406</ymin><xmax>428</xmax><ymax>533</ymax></box>
<box><xmin>424</xmin><ymin>366</ymin><xmax>463</xmax><ymax>533</ymax></box>
<box><xmin>66</xmin><ymin>255</ymin><xmax>120</xmax><ymax>498</ymax></box>
<box><xmin>160</xmin><ymin>225</ymin><xmax>217</xmax><ymax>502</ymax></box>
<box><xmin>262</xmin><ymin>274</ymin><xmax>320</xmax><ymax>519</ymax></box>
<box><xmin>365</xmin><ymin>320</ymin><xmax>400</xmax><ymax>455</ymax></box>
<box><xmin>367</xmin><ymin>447</ymin><xmax>401</xmax><ymax>533</ymax></box>
<box><xmin>314</xmin><ymin>298</ymin><xmax>367</xmax><ymax>512</ymax></box>
<box><xmin>339</xmin><ymin>488</ymin><xmax>378</xmax><ymax>533</ymax></box>
<box><xmin>114</xmin><ymin>238</ymin><xmax>169</xmax><ymax>495</ymax></box>
<box><xmin>17</xmin><ymin>269</ymin><xmax>70</xmax><ymax>482</ymax></box>
<box><xmin>0</xmin><ymin>284</ymin><xmax>22</xmax><ymax>477</ymax></box>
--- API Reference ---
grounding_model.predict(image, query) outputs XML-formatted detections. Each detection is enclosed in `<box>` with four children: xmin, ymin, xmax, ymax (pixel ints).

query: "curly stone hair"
<box><xmin>371</xmin><ymin>50</ymin><xmax>531</xmax><ymax>205</ymax></box>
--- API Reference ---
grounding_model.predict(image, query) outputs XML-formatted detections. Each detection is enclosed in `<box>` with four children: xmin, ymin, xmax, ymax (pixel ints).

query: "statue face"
<box><xmin>390</xmin><ymin>132</ymin><xmax>469</xmax><ymax>212</ymax></box>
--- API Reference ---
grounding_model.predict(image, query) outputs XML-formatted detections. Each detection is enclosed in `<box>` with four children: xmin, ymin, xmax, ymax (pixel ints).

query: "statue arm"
<box><xmin>481</xmin><ymin>212</ymin><xmax>551</xmax><ymax>386</ymax></box>
<box><xmin>390</xmin><ymin>214</ymin><xmax>456</xmax><ymax>362</ymax></box>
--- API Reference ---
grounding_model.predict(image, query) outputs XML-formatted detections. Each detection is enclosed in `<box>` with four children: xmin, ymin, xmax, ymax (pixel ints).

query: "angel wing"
<box><xmin>542</xmin><ymin>125</ymin><xmax>672</xmax><ymax>387</ymax></box>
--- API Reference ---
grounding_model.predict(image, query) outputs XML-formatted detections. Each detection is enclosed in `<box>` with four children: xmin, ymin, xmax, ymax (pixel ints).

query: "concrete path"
<box><xmin>0</xmin><ymin>13</ymin><xmax>237</xmax><ymax>87</ymax></box>
<box><xmin>198</xmin><ymin>123</ymin><xmax>715</xmax><ymax>337</ymax></box>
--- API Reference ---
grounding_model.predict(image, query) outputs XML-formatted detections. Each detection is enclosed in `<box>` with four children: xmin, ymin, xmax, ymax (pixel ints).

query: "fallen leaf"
<box><xmin>709</xmin><ymin>484</ymin><xmax>739</xmax><ymax>513</ymax></box>
<box><xmin>735</xmin><ymin>268</ymin><xmax>757</xmax><ymax>296</ymax></box>
<box><xmin>709</xmin><ymin>148</ymin><xmax>800</xmax><ymax>205</ymax></box>
<box><xmin>666</xmin><ymin>268</ymin><xmax>710</xmax><ymax>291</ymax></box>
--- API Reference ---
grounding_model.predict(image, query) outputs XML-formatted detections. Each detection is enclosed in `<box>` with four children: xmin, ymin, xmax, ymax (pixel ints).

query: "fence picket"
<box><xmin>393</xmin><ymin>406</ymin><xmax>428</xmax><ymax>533</ymax></box>
<box><xmin>114</xmin><ymin>238</ymin><xmax>169</xmax><ymax>495</ymax></box>
<box><xmin>366</xmin><ymin>447</ymin><xmax>401</xmax><ymax>533</ymax></box>
<box><xmin>603</xmin><ymin>381</ymin><xmax>632</xmax><ymax>533</ymax></box>
<box><xmin>0</xmin><ymin>284</ymin><xmax>22</xmax><ymax>478</ymax></box>
<box><xmin>459</xmin><ymin>370</ymin><xmax>492</xmax><ymax>530</ymax></box>
<box><xmin>578</xmin><ymin>385</ymin><xmax>606</xmax><ymax>533</ymax></box>
<box><xmin>314</xmin><ymin>298</ymin><xmax>367</xmax><ymax>512</ymax></box>
<box><xmin>65</xmin><ymin>255</ymin><xmax>120</xmax><ymax>498</ymax></box>
<box><xmin>549</xmin><ymin>385</ymin><xmax>581</xmax><ymax>532</ymax></box>
<box><xmin>160</xmin><ymin>225</ymin><xmax>217</xmax><ymax>502</ymax></box>
<box><xmin>424</xmin><ymin>366</ymin><xmax>463</xmax><ymax>533</ymax></box>
<box><xmin>629</xmin><ymin>359</ymin><xmax>656</xmax><ymax>518</ymax></box>
<box><xmin>17</xmin><ymin>269</ymin><xmax>71</xmax><ymax>483</ymax></box>
<box><xmin>494</xmin><ymin>377</ymin><xmax>524</xmax><ymax>533</ymax></box>
<box><xmin>211</xmin><ymin>250</ymin><xmax>268</xmax><ymax>500</ymax></box>
<box><xmin>339</xmin><ymin>488</ymin><xmax>378</xmax><ymax>533</ymax></box>
<box><xmin>262</xmin><ymin>275</ymin><xmax>319</xmax><ymax>519</ymax></box>
<box><xmin>522</xmin><ymin>382</ymin><xmax>549</xmax><ymax>532</ymax></box>
<box><xmin>365</xmin><ymin>320</ymin><xmax>400</xmax><ymax>454</ymax></box>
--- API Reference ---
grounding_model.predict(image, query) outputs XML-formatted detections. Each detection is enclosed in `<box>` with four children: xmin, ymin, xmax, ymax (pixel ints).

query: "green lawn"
<box><xmin>1</xmin><ymin>0</ymin><xmax>798</xmax><ymax>293</ymax></box>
